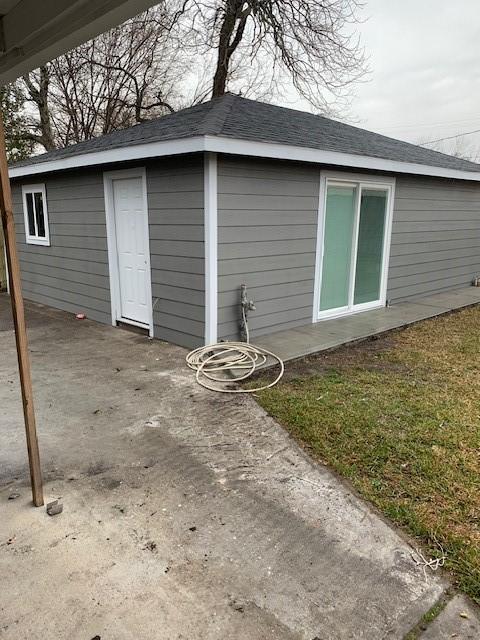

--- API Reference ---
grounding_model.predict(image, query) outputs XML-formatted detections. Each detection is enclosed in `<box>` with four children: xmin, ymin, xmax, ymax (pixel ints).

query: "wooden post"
<box><xmin>0</xmin><ymin>115</ymin><xmax>43</xmax><ymax>507</ymax></box>
<box><xmin>0</xmin><ymin>227</ymin><xmax>6</xmax><ymax>291</ymax></box>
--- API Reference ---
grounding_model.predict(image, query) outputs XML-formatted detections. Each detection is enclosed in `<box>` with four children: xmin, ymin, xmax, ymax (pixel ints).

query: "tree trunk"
<box><xmin>23</xmin><ymin>67</ymin><xmax>57</xmax><ymax>151</ymax></box>
<box><xmin>37</xmin><ymin>68</ymin><xmax>56</xmax><ymax>150</ymax></box>
<box><xmin>212</xmin><ymin>0</ymin><xmax>249</xmax><ymax>97</ymax></box>
<box><xmin>212</xmin><ymin>62</ymin><xmax>228</xmax><ymax>97</ymax></box>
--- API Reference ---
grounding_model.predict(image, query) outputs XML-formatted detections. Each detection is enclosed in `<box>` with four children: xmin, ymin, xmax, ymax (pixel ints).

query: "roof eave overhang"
<box><xmin>0</xmin><ymin>0</ymin><xmax>161</xmax><ymax>86</ymax></box>
<box><xmin>9</xmin><ymin>134</ymin><xmax>480</xmax><ymax>182</ymax></box>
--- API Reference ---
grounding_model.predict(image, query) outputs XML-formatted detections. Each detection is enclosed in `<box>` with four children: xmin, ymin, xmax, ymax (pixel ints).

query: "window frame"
<box><xmin>22</xmin><ymin>183</ymin><xmax>50</xmax><ymax>246</ymax></box>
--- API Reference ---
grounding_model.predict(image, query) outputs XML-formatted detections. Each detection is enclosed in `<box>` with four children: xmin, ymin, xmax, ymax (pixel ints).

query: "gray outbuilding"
<box><xmin>9</xmin><ymin>94</ymin><xmax>480</xmax><ymax>348</ymax></box>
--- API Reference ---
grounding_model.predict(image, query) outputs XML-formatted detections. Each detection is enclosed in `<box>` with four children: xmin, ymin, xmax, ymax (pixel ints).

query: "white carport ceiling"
<box><xmin>0</xmin><ymin>0</ymin><xmax>160</xmax><ymax>85</ymax></box>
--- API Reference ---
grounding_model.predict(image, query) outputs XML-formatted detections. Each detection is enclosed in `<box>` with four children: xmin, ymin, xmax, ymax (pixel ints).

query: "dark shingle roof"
<box><xmin>11</xmin><ymin>93</ymin><xmax>480</xmax><ymax>173</ymax></box>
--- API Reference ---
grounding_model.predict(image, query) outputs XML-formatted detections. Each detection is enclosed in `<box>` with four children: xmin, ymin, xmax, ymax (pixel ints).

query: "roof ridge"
<box><xmin>200</xmin><ymin>93</ymin><xmax>237</xmax><ymax>135</ymax></box>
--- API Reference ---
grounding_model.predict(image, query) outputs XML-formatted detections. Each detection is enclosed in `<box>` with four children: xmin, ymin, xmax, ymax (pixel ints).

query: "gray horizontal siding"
<box><xmin>12</xmin><ymin>155</ymin><xmax>206</xmax><ymax>349</ymax></box>
<box><xmin>12</xmin><ymin>169</ymin><xmax>111</xmax><ymax>324</ymax></box>
<box><xmin>217</xmin><ymin>158</ymin><xmax>480</xmax><ymax>342</ymax></box>
<box><xmin>217</xmin><ymin>156</ymin><xmax>319</xmax><ymax>341</ymax></box>
<box><xmin>12</xmin><ymin>153</ymin><xmax>480</xmax><ymax>350</ymax></box>
<box><xmin>18</xmin><ymin>247</ymin><xmax>108</xmax><ymax>267</ymax></box>
<box><xmin>146</xmin><ymin>155</ymin><xmax>204</xmax><ymax>348</ymax></box>
<box><xmin>387</xmin><ymin>176</ymin><xmax>480</xmax><ymax>302</ymax></box>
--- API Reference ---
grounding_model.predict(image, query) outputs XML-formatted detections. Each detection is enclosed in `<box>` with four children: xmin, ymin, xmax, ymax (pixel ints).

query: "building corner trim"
<box><xmin>204</xmin><ymin>152</ymin><xmax>218</xmax><ymax>345</ymax></box>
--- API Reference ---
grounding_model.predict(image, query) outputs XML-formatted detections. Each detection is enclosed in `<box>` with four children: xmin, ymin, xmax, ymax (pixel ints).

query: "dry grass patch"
<box><xmin>255</xmin><ymin>306</ymin><xmax>480</xmax><ymax>603</ymax></box>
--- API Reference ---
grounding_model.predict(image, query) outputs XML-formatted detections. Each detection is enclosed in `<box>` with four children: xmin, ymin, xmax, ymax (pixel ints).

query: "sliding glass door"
<box><xmin>319</xmin><ymin>185</ymin><xmax>356</xmax><ymax>314</ymax></box>
<box><xmin>317</xmin><ymin>177</ymin><xmax>393</xmax><ymax>319</ymax></box>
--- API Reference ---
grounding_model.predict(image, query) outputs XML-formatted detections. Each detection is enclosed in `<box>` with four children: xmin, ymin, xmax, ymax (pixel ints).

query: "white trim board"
<box><xmin>103</xmin><ymin>167</ymin><xmax>154</xmax><ymax>338</ymax></box>
<box><xmin>10</xmin><ymin>135</ymin><xmax>480</xmax><ymax>182</ymax></box>
<box><xmin>204</xmin><ymin>152</ymin><xmax>218</xmax><ymax>345</ymax></box>
<box><xmin>11</xmin><ymin>137</ymin><xmax>206</xmax><ymax>179</ymax></box>
<box><xmin>204</xmin><ymin>137</ymin><xmax>480</xmax><ymax>182</ymax></box>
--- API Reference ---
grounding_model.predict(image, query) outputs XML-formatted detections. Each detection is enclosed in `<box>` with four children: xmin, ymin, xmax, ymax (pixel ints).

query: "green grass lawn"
<box><xmin>255</xmin><ymin>306</ymin><xmax>480</xmax><ymax>603</ymax></box>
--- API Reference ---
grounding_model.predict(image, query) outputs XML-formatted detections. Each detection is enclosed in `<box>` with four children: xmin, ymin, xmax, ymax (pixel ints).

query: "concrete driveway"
<box><xmin>0</xmin><ymin>294</ymin><xmax>470</xmax><ymax>639</ymax></box>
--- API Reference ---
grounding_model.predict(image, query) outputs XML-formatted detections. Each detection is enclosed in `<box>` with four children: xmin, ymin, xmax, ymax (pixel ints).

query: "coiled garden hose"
<box><xmin>186</xmin><ymin>309</ymin><xmax>284</xmax><ymax>393</ymax></box>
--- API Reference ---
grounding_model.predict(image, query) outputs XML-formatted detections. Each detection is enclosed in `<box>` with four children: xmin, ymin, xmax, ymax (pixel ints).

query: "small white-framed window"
<box><xmin>22</xmin><ymin>184</ymin><xmax>50</xmax><ymax>246</ymax></box>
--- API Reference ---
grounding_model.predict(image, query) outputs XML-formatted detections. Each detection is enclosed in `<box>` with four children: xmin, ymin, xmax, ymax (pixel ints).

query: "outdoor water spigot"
<box><xmin>240</xmin><ymin>284</ymin><xmax>255</xmax><ymax>311</ymax></box>
<box><xmin>240</xmin><ymin>284</ymin><xmax>255</xmax><ymax>342</ymax></box>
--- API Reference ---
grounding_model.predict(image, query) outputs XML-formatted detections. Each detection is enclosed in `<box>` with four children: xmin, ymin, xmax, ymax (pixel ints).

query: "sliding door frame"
<box><xmin>312</xmin><ymin>170</ymin><xmax>396</xmax><ymax>323</ymax></box>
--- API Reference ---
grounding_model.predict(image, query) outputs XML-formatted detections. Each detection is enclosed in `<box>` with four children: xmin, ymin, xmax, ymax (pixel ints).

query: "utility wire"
<box><xmin>422</xmin><ymin>128</ymin><xmax>480</xmax><ymax>146</ymax></box>
<box><xmin>382</xmin><ymin>115</ymin><xmax>480</xmax><ymax>132</ymax></box>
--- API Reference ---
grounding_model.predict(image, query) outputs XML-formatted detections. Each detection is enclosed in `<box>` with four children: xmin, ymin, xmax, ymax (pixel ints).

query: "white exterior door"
<box><xmin>112</xmin><ymin>176</ymin><xmax>151</xmax><ymax>326</ymax></box>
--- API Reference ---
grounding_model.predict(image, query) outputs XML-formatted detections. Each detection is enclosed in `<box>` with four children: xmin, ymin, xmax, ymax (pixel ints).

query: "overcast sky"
<box><xmin>292</xmin><ymin>0</ymin><xmax>480</xmax><ymax>159</ymax></box>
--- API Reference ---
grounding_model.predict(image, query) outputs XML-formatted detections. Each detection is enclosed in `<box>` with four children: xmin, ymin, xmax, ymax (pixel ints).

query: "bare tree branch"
<box><xmin>20</xmin><ymin>5</ymin><xmax>186</xmax><ymax>151</ymax></box>
<box><xmin>170</xmin><ymin>0</ymin><xmax>366</xmax><ymax>113</ymax></box>
<box><xmin>16</xmin><ymin>0</ymin><xmax>366</xmax><ymax>154</ymax></box>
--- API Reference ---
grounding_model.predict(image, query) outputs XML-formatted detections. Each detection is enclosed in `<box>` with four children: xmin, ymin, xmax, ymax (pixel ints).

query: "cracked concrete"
<box><xmin>0</xmin><ymin>295</ymin><xmax>456</xmax><ymax>638</ymax></box>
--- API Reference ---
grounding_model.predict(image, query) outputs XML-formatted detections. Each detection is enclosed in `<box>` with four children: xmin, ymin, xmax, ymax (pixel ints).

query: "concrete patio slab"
<box><xmin>420</xmin><ymin>595</ymin><xmax>480</xmax><ymax>639</ymax></box>
<box><xmin>257</xmin><ymin>287</ymin><xmax>480</xmax><ymax>363</ymax></box>
<box><xmin>0</xmin><ymin>295</ymin><xmax>454</xmax><ymax>638</ymax></box>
